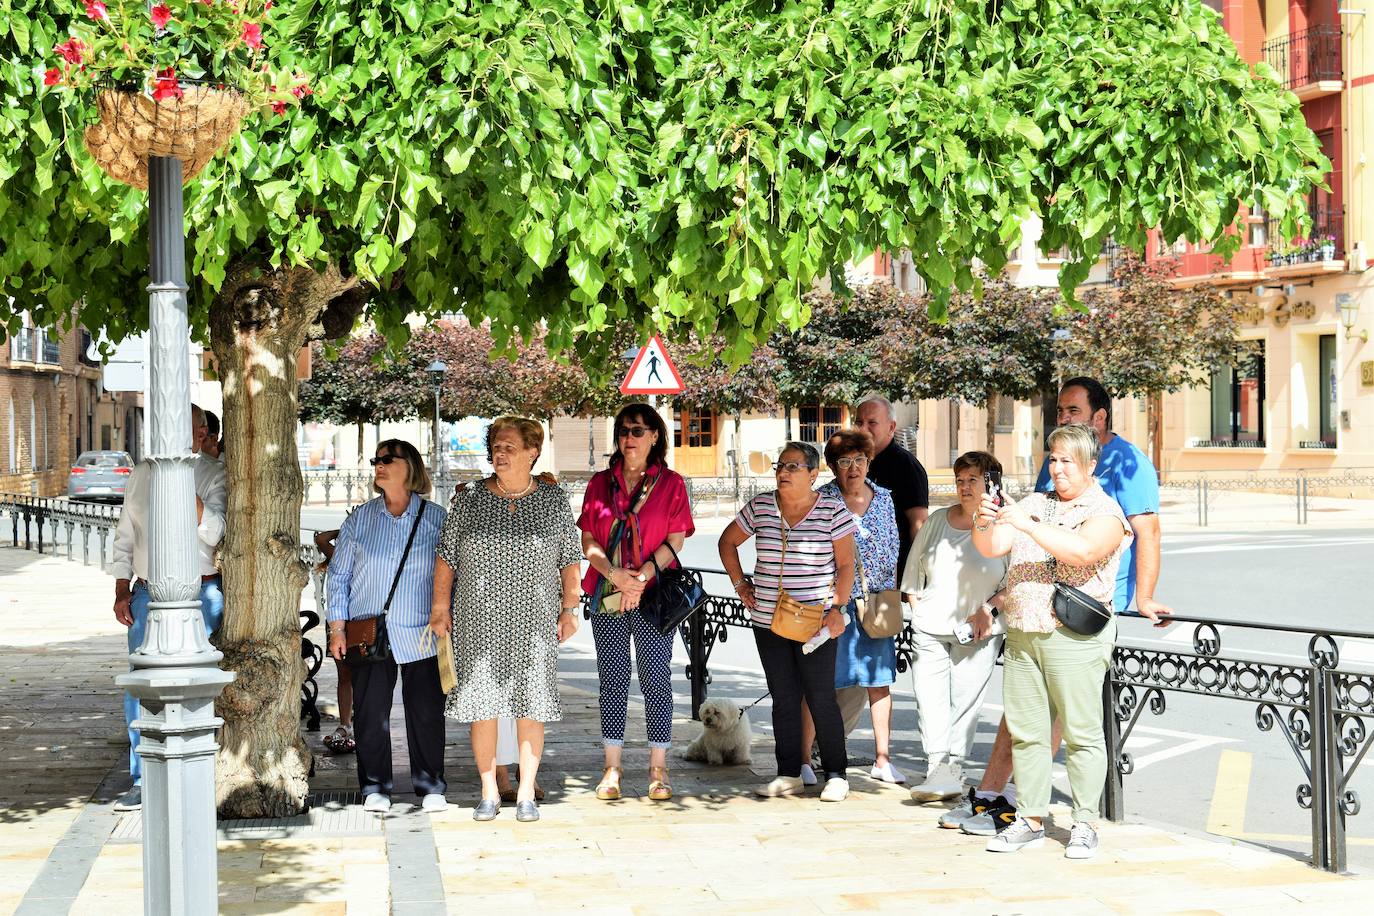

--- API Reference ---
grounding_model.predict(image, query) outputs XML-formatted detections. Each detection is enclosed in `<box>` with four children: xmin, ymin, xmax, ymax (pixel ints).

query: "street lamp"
<box><xmin>426</xmin><ymin>360</ymin><xmax>447</xmax><ymax>483</ymax></box>
<box><xmin>1337</xmin><ymin>293</ymin><xmax>1366</xmax><ymax>343</ymax></box>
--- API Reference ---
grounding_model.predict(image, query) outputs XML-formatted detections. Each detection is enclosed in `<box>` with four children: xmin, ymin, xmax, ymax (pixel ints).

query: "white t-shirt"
<box><xmin>900</xmin><ymin>506</ymin><xmax>1008</xmax><ymax>636</ymax></box>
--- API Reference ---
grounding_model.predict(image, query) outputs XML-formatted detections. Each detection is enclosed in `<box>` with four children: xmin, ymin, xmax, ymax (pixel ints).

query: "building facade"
<box><xmin>1</xmin><ymin>315</ymin><xmax>144</xmax><ymax>497</ymax></box>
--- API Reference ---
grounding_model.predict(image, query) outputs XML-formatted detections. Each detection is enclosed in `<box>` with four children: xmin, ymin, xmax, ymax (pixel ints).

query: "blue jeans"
<box><xmin>124</xmin><ymin>578</ymin><xmax>225</xmax><ymax>782</ymax></box>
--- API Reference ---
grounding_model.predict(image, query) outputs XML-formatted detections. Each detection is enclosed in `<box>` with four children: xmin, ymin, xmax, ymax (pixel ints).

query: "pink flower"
<box><xmin>150</xmin><ymin>3</ymin><xmax>172</xmax><ymax>29</ymax></box>
<box><xmin>43</xmin><ymin>67</ymin><xmax>62</xmax><ymax>86</ymax></box>
<box><xmin>152</xmin><ymin>67</ymin><xmax>183</xmax><ymax>101</ymax></box>
<box><xmin>54</xmin><ymin>38</ymin><xmax>85</xmax><ymax>65</ymax></box>
<box><xmin>264</xmin><ymin>1</ymin><xmax>273</xmax><ymax>9</ymax></box>
<box><xmin>241</xmin><ymin>21</ymin><xmax>263</xmax><ymax>50</ymax></box>
<box><xmin>271</xmin><ymin>100</ymin><xmax>287</xmax><ymax>115</ymax></box>
<box><xmin>85</xmin><ymin>1</ymin><xmax>108</xmax><ymax>21</ymax></box>
<box><xmin>290</xmin><ymin>81</ymin><xmax>312</xmax><ymax>99</ymax></box>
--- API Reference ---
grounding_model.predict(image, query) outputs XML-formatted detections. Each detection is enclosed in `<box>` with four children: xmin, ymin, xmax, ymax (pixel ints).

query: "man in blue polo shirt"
<box><xmin>1033</xmin><ymin>377</ymin><xmax>1171</xmax><ymax>621</ymax></box>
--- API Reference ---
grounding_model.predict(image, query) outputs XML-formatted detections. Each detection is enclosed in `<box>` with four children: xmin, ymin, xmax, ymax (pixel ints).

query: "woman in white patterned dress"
<box><xmin>430</xmin><ymin>416</ymin><xmax>582</xmax><ymax>823</ymax></box>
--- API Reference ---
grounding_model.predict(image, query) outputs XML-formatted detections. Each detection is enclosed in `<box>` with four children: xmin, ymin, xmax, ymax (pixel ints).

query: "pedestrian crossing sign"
<box><xmin>619</xmin><ymin>334</ymin><xmax>685</xmax><ymax>395</ymax></box>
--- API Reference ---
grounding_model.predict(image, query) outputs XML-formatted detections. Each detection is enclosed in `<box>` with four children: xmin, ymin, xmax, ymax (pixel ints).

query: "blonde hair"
<box><xmin>487</xmin><ymin>416</ymin><xmax>545</xmax><ymax>462</ymax></box>
<box><xmin>1046</xmin><ymin>424</ymin><xmax>1101</xmax><ymax>469</ymax></box>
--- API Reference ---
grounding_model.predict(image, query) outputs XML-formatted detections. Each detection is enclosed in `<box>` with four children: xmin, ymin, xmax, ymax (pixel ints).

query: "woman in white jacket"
<box><xmin>902</xmin><ymin>451</ymin><xmax>1009</xmax><ymax>802</ymax></box>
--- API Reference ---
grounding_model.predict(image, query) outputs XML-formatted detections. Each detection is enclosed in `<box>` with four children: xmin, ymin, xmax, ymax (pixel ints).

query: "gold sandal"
<box><xmin>595</xmin><ymin>766</ymin><xmax>622</xmax><ymax>801</ymax></box>
<box><xmin>648</xmin><ymin>766</ymin><xmax>673</xmax><ymax>801</ymax></box>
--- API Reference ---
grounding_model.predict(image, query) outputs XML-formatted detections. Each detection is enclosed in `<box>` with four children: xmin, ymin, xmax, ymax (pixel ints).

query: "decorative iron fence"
<box><xmin>1263</xmin><ymin>25</ymin><xmax>1343</xmax><ymax>90</ymax></box>
<box><xmin>654</xmin><ymin>566</ymin><xmax>1371</xmax><ymax>874</ymax></box>
<box><xmin>1266</xmin><ymin>205</ymin><xmax>1344</xmax><ymax>265</ymax></box>
<box><xmin>0</xmin><ymin>493</ymin><xmax>119</xmax><ymax>567</ymax></box>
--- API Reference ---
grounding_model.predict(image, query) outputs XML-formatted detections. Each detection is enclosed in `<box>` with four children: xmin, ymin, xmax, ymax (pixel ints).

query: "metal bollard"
<box><xmin>96</xmin><ymin>527</ymin><xmax>109</xmax><ymax>570</ymax></box>
<box><xmin>688</xmin><ymin>607</ymin><xmax>708</xmax><ymax>720</ymax></box>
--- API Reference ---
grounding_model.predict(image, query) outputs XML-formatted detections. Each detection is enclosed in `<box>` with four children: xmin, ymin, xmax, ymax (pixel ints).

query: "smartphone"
<box><xmin>983</xmin><ymin>469</ymin><xmax>1004</xmax><ymax>507</ymax></box>
<box><xmin>955</xmin><ymin>608</ymin><xmax>1000</xmax><ymax>644</ymax></box>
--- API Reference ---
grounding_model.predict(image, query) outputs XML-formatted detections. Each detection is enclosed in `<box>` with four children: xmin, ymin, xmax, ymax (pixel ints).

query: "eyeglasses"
<box><xmin>773</xmin><ymin>461</ymin><xmax>811</xmax><ymax>474</ymax></box>
<box><xmin>834</xmin><ymin>456</ymin><xmax>869</xmax><ymax>470</ymax></box>
<box><xmin>617</xmin><ymin>426</ymin><xmax>651</xmax><ymax>439</ymax></box>
<box><xmin>369</xmin><ymin>455</ymin><xmax>400</xmax><ymax>466</ymax></box>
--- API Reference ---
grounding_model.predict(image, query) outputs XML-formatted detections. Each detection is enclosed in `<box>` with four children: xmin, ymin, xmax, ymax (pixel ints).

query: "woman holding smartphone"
<box><xmin>901</xmin><ymin>451</ymin><xmax>1009</xmax><ymax>803</ymax></box>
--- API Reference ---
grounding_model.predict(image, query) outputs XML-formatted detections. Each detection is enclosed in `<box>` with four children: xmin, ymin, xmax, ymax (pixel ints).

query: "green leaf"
<box><xmin>618</xmin><ymin>4</ymin><xmax>650</xmax><ymax>32</ymax></box>
<box><xmin>523</xmin><ymin>221</ymin><xmax>554</xmax><ymax>268</ymax></box>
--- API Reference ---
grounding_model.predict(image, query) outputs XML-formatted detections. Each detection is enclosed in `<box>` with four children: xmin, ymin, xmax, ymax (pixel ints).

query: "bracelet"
<box><xmin>732</xmin><ymin>576</ymin><xmax>750</xmax><ymax>589</ymax></box>
<box><xmin>561</xmin><ymin>606</ymin><xmax>580</xmax><ymax>615</ymax></box>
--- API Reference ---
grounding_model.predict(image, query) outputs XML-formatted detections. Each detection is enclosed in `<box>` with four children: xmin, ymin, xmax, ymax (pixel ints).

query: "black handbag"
<box><xmin>345</xmin><ymin>501</ymin><xmax>427</xmax><ymax>664</ymax></box>
<box><xmin>1052</xmin><ymin>582</ymin><xmax>1112</xmax><ymax>636</ymax></box>
<box><xmin>640</xmin><ymin>542</ymin><xmax>708</xmax><ymax>636</ymax></box>
<box><xmin>1042</xmin><ymin>496</ymin><xmax>1113</xmax><ymax>636</ymax></box>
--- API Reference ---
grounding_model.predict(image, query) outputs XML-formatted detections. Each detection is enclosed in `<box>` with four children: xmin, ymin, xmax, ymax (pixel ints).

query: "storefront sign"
<box><xmin>1361</xmin><ymin>360</ymin><xmax>1374</xmax><ymax>388</ymax></box>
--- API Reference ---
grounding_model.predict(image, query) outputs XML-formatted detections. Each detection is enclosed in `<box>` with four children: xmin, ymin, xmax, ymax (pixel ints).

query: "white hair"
<box><xmin>856</xmin><ymin>395</ymin><xmax>895</xmax><ymax>421</ymax></box>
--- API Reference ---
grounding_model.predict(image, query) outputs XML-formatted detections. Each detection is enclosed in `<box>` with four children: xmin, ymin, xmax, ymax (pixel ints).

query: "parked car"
<box><xmin>68</xmin><ymin>450</ymin><xmax>134</xmax><ymax>502</ymax></box>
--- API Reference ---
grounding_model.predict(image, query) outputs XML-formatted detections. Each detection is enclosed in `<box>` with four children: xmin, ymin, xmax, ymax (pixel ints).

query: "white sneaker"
<box><xmin>909</xmin><ymin>762</ymin><xmax>964</xmax><ymax>802</ymax></box>
<box><xmin>1065</xmin><ymin>822</ymin><xmax>1099</xmax><ymax>860</ymax></box>
<box><xmin>985</xmin><ymin>817</ymin><xmax>1045</xmax><ymax>853</ymax></box>
<box><xmin>819</xmin><ymin>777</ymin><xmax>850</xmax><ymax>802</ymax></box>
<box><xmin>800</xmin><ymin>763</ymin><xmax>818</xmax><ymax>787</ymax></box>
<box><xmin>754</xmin><ymin>776</ymin><xmax>805</xmax><ymax>798</ymax></box>
<box><xmin>421</xmin><ymin>793</ymin><xmax>448</xmax><ymax>813</ymax></box>
<box><xmin>362</xmin><ymin>793</ymin><xmax>392</xmax><ymax>813</ymax></box>
<box><xmin>869</xmin><ymin>761</ymin><xmax>906</xmax><ymax>784</ymax></box>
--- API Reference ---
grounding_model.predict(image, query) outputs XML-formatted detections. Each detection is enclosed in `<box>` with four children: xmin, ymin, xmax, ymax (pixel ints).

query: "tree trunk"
<box><xmin>209</xmin><ymin>261</ymin><xmax>362</xmax><ymax>817</ymax></box>
<box><xmin>1147</xmin><ymin>391</ymin><xmax>1164</xmax><ymax>477</ymax></box>
<box><xmin>984</xmin><ymin>391</ymin><xmax>998</xmax><ymax>454</ymax></box>
<box><xmin>733</xmin><ymin>412</ymin><xmax>743</xmax><ymax>504</ymax></box>
<box><xmin>357</xmin><ymin>421</ymin><xmax>365</xmax><ymax>468</ymax></box>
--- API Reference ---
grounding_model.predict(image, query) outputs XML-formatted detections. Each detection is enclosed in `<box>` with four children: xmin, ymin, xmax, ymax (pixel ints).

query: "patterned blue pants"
<box><xmin>591</xmin><ymin>608</ymin><xmax>675</xmax><ymax>748</ymax></box>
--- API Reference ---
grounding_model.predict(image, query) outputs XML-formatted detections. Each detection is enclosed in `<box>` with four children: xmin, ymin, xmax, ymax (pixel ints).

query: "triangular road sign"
<box><xmin>620</xmin><ymin>334</ymin><xmax>685</xmax><ymax>395</ymax></box>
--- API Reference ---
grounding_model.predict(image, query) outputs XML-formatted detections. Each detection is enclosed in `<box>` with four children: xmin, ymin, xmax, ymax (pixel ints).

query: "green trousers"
<box><xmin>1002</xmin><ymin>618</ymin><xmax>1116</xmax><ymax>823</ymax></box>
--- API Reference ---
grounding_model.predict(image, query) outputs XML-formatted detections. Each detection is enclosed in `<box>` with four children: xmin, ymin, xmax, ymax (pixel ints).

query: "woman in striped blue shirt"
<box><xmin>719</xmin><ymin>441</ymin><xmax>857</xmax><ymax>802</ymax></box>
<box><xmin>326</xmin><ymin>439</ymin><xmax>449</xmax><ymax>815</ymax></box>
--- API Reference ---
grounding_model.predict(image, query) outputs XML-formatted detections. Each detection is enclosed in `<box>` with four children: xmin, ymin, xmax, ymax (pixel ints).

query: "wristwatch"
<box><xmin>561</xmin><ymin>606</ymin><xmax>581</xmax><ymax>616</ymax></box>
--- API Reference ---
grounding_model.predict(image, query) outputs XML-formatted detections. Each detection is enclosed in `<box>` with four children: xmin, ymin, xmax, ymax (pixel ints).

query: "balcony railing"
<box><xmin>1266</xmin><ymin>205</ymin><xmax>1343</xmax><ymax>266</ymax></box>
<box><xmin>1263</xmin><ymin>25</ymin><xmax>1342</xmax><ymax>91</ymax></box>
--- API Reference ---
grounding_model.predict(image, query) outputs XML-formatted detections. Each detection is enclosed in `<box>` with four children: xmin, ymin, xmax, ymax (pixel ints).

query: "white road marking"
<box><xmin>1164</xmin><ymin>536</ymin><xmax>1374</xmax><ymax>555</ymax></box>
<box><xmin>1340</xmin><ymin>638</ymin><xmax>1374</xmax><ymax>664</ymax></box>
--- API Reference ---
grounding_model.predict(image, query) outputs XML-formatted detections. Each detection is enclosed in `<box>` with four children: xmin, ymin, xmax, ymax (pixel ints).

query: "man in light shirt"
<box><xmin>110</xmin><ymin>404</ymin><xmax>227</xmax><ymax>811</ymax></box>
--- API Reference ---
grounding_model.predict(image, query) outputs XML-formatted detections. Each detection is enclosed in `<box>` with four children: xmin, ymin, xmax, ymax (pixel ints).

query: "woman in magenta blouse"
<box><xmin>579</xmin><ymin>403</ymin><xmax>695</xmax><ymax>802</ymax></box>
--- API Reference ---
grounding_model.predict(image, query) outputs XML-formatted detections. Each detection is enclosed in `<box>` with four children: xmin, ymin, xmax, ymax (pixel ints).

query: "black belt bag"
<box><xmin>1052</xmin><ymin>582</ymin><xmax>1112</xmax><ymax>636</ymax></box>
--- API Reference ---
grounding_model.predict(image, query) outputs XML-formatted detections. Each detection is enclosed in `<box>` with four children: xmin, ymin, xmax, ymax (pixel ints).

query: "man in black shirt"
<box><xmin>855</xmin><ymin>396</ymin><xmax>929</xmax><ymax>574</ymax></box>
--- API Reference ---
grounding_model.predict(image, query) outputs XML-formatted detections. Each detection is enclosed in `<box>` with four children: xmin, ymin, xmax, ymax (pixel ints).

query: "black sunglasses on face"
<box><xmin>369</xmin><ymin>455</ymin><xmax>400</xmax><ymax>466</ymax></box>
<box><xmin>617</xmin><ymin>426</ymin><xmax>651</xmax><ymax>439</ymax></box>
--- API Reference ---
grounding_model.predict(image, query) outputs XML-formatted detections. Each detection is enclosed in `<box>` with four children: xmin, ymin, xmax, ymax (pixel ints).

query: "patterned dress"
<box><xmin>437</xmin><ymin>480</ymin><xmax>582</xmax><ymax>723</ymax></box>
<box><xmin>819</xmin><ymin>481</ymin><xmax>901</xmax><ymax>688</ymax></box>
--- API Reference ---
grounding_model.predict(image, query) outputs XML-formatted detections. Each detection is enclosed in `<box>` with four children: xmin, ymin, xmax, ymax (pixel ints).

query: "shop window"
<box><xmin>1208</xmin><ymin>341</ymin><xmax>1266</xmax><ymax>447</ymax></box>
<box><xmin>797</xmin><ymin>404</ymin><xmax>846</xmax><ymax>444</ymax></box>
<box><xmin>1319</xmin><ymin>334</ymin><xmax>1337</xmax><ymax>447</ymax></box>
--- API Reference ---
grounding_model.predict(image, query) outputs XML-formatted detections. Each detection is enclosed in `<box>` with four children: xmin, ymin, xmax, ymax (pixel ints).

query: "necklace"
<box><xmin>494</xmin><ymin>475</ymin><xmax>535</xmax><ymax>513</ymax></box>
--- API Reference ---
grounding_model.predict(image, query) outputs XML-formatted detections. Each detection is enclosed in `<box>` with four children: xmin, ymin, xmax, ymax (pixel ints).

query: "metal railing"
<box><xmin>1266</xmin><ymin>205</ymin><xmax>1344</xmax><ymax>264</ymax></box>
<box><xmin>1155</xmin><ymin>468</ymin><xmax>1374</xmax><ymax>526</ymax></box>
<box><xmin>1263</xmin><ymin>25</ymin><xmax>1343</xmax><ymax>90</ymax></box>
<box><xmin>656</xmin><ymin>566</ymin><xmax>1371</xmax><ymax>874</ymax></box>
<box><xmin>0</xmin><ymin>493</ymin><xmax>119</xmax><ymax>567</ymax></box>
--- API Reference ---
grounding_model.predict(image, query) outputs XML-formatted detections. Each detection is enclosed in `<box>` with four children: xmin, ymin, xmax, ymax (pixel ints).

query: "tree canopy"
<box><xmin>2</xmin><ymin>0</ymin><xmax>1326</xmax><ymax>363</ymax></box>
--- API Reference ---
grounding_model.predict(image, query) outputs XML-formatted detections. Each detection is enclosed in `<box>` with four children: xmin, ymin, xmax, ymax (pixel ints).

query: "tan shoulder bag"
<box><xmin>769</xmin><ymin>512</ymin><xmax>831</xmax><ymax>643</ymax></box>
<box><xmin>855</xmin><ymin>553</ymin><xmax>904</xmax><ymax>639</ymax></box>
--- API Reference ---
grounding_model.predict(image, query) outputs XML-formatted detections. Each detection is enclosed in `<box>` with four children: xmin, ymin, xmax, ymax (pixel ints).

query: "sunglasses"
<box><xmin>617</xmin><ymin>426</ymin><xmax>651</xmax><ymax>439</ymax></box>
<box><xmin>774</xmin><ymin>461</ymin><xmax>811</xmax><ymax>474</ymax></box>
<box><xmin>834</xmin><ymin>456</ymin><xmax>869</xmax><ymax>470</ymax></box>
<box><xmin>369</xmin><ymin>455</ymin><xmax>401</xmax><ymax>466</ymax></box>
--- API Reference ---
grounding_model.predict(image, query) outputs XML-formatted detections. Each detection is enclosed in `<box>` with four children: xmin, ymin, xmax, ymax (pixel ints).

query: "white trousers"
<box><xmin>910</xmin><ymin>630</ymin><xmax>1001</xmax><ymax>766</ymax></box>
<box><xmin>495</xmin><ymin>716</ymin><xmax>518</xmax><ymax>766</ymax></box>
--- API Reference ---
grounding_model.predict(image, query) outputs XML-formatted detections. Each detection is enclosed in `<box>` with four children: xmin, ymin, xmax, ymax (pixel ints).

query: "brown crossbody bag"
<box><xmin>344</xmin><ymin>501</ymin><xmax>427</xmax><ymax>663</ymax></box>
<box><xmin>769</xmin><ymin>515</ymin><xmax>833</xmax><ymax>643</ymax></box>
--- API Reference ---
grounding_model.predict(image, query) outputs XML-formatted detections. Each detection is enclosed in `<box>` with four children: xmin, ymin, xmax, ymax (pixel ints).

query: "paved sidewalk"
<box><xmin>2</xmin><ymin>544</ymin><xmax>1372</xmax><ymax>914</ymax></box>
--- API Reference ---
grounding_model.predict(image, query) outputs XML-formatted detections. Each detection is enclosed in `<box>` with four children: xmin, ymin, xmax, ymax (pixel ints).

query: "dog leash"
<box><xmin>737</xmin><ymin>689</ymin><xmax>771</xmax><ymax>720</ymax></box>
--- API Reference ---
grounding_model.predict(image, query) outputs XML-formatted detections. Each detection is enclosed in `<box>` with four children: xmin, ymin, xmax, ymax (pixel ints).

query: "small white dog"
<box><xmin>681</xmin><ymin>698</ymin><xmax>753</xmax><ymax>766</ymax></box>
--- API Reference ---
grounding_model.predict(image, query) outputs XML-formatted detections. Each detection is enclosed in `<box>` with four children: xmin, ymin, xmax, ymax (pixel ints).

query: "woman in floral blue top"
<box><xmin>801</xmin><ymin>430</ymin><xmax>904</xmax><ymax>784</ymax></box>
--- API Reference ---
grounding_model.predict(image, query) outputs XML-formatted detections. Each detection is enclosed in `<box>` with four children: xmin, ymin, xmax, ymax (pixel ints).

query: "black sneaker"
<box><xmin>959</xmin><ymin>796</ymin><xmax>1017</xmax><ymax>837</ymax></box>
<box><xmin>939</xmin><ymin>788</ymin><xmax>992</xmax><ymax>829</ymax></box>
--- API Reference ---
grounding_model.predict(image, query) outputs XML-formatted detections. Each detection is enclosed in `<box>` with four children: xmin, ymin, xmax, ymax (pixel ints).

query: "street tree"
<box><xmin>2</xmin><ymin>0</ymin><xmax>1328</xmax><ymax>815</ymax></box>
<box><xmin>772</xmin><ymin>282</ymin><xmax>921</xmax><ymax>411</ymax></box>
<box><xmin>1057</xmin><ymin>254</ymin><xmax>1247</xmax><ymax>468</ymax></box>
<box><xmin>888</xmin><ymin>277</ymin><xmax>1062</xmax><ymax>452</ymax></box>
<box><xmin>298</xmin><ymin>336</ymin><xmax>426</xmax><ymax>458</ymax></box>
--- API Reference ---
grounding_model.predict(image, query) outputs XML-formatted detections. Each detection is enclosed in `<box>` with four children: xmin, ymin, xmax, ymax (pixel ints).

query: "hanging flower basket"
<box><xmin>83</xmin><ymin>84</ymin><xmax>249</xmax><ymax>190</ymax></box>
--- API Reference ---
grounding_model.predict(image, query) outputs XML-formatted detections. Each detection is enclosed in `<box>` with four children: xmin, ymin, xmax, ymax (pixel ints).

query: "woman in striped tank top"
<box><xmin>719</xmin><ymin>441</ymin><xmax>857</xmax><ymax>802</ymax></box>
